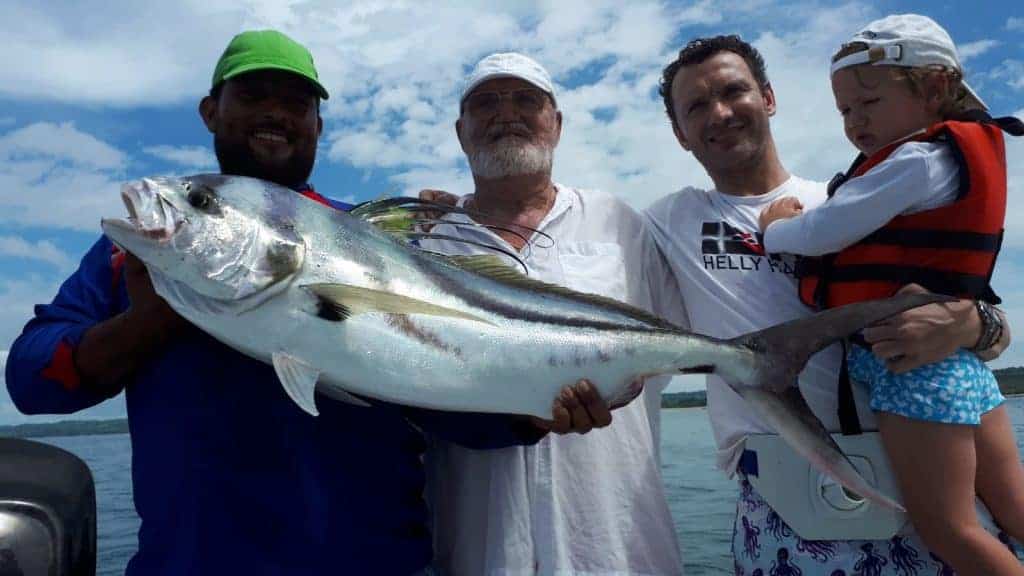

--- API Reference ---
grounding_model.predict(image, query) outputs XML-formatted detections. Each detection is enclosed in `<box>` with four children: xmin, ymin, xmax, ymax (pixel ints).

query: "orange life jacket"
<box><xmin>797</xmin><ymin>113</ymin><xmax>1022</xmax><ymax>310</ymax></box>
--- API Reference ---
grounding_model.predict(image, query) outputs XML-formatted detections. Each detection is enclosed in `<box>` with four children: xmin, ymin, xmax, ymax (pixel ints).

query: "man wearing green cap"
<box><xmin>6</xmin><ymin>29</ymin><xmax>595</xmax><ymax>575</ymax></box>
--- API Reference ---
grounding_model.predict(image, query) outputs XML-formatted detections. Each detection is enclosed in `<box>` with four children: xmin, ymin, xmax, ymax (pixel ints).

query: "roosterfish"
<box><xmin>101</xmin><ymin>173</ymin><xmax>947</xmax><ymax>510</ymax></box>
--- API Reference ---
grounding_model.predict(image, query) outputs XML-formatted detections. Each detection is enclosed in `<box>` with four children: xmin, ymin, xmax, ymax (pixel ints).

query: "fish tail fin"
<box><xmin>730</xmin><ymin>292</ymin><xmax>954</xmax><ymax>393</ymax></box>
<box><xmin>724</xmin><ymin>292</ymin><xmax>953</xmax><ymax>511</ymax></box>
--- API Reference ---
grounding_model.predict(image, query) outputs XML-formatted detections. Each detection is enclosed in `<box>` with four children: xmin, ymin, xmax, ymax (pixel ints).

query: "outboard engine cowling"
<box><xmin>0</xmin><ymin>438</ymin><xmax>96</xmax><ymax>576</ymax></box>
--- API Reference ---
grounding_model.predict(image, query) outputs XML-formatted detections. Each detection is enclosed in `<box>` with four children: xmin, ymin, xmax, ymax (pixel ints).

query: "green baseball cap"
<box><xmin>212</xmin><ymin>29</ymin><xmax>329</xmax><ymax>100</ymax></box>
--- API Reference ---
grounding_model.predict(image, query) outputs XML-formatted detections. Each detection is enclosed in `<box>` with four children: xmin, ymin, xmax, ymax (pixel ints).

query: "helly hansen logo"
<box><xmin>700</xmin><ymin>221</ymin><xmax>796</xmax><ymax>275</ymax></box>
<box><xmin>701</xmin><ymin>221</ymin><xmax>765</xmax><ymax>256</ymax></box>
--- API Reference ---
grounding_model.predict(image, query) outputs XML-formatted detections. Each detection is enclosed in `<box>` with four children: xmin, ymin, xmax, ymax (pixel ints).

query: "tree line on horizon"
<box><xmin>3</xmin><ymin>367</ymin><xmax>1024</xmax><ymax>437</ymax></box>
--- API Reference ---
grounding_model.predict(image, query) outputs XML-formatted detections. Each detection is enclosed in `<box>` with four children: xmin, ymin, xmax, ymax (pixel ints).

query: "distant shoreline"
<box><xmin>4</xmin><ymin>370</ymin><xmax>1023</xmax><ymax>438</ymax></box>
<box><xmin>0</xmin><ymin>418</ymin><xmax>129</xmax><ymax>439</ymax></box>
<box><xmin>660</xmin><ymin>369</ymin><xmax>1024</xmax><ymax>410</ymax></box>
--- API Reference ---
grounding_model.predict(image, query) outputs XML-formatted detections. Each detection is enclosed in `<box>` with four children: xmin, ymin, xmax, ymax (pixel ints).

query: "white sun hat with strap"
<box><xmin>831</xmin><ymin>13</ymin><xmax>986</xmax><ymax>111</ymax></box>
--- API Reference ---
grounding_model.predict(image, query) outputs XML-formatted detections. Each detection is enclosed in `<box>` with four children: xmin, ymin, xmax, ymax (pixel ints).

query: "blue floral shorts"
<box><xmin>847</xmin><ymin>346</ymin><xmax>1004</xmax><ymax>425</ymax></box>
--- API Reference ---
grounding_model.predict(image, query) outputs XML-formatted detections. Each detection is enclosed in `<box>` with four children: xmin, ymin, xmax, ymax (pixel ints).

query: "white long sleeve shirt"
<box><xmin>422</xmin><ymin>183</ymin><xmax>687</xmax><ymax>576</ymax></box>
<box><xmin>763</xmin><ymin>141</ymin><xmax>960</xmax><ymax>256</ymax></box>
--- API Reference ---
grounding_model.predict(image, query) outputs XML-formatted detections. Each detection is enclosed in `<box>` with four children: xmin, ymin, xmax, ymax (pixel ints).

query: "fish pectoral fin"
<box><xmin>272</xmin><ymin>352</ymin><xmax>321</xmax><ymax>417</ymax></box>
<box><xmin>304</xmin><ymin>283</ymin><xmax>496</xmax><ymax>326</ymax></box>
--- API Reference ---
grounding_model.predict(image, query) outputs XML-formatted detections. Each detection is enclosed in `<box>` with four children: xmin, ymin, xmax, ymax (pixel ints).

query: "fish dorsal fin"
<box><xmin>351</xmin><ymin>197</ymin><xmax>552</xmax><ymax>256</ymax></box>
<box><xmin>272</xmin><ymin>352</ymin><xmax>320</xmax><ymax>417</ymax></box>
<box><xmin>304</xmin><ymin>283</ymin><xmax>496</xmax><ymax>326</ymax></box>
<box><xmin>439</xmin><ymin>254</ymin><xmax>681</xmax><ymax>331</ymax></box>
<box><xmin>444</xmin><ymin>254</ymin><xmax>520</xmax><ymax>278</ymax></box>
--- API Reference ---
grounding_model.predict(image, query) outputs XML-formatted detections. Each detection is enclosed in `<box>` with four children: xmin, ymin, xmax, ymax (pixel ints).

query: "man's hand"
<box><xmin>123</xmin><ymin>253</ymin><xmax>188</xmax><ymax>341</ymax></box>
<box><xmin>73</xmin><ymin>253</ymin><xmax>189</xmax><ymax>391</ymax></box>
<box><xmin>416</xmin><ymin>189</ymin><xmax>460</xmax><ymax>233</ymax></box>
<box><xmin>419</xmin><ymin>189</ymin><xmax>459</xmax><ymax>206</ymax></box>
<box><xmin>758</xmin><ymin>196</ymin><xmax>803</xmax><ymax>231</ymax></box>
<box><xmin>862</xmin><ymin>283</ymin><xmax>988</xmax><ymax>373</ymax></box>
<box><xmin>531</xmin><ymin>379</ymin><xmax>613</xmax><ymax>434</ymax></box>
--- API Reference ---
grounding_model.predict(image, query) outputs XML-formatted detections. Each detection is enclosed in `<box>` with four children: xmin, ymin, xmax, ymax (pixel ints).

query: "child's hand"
<box><xmin>759</xmin><ymin>197</ymin><xmax>804</xmax><ymax>231</ymax></box>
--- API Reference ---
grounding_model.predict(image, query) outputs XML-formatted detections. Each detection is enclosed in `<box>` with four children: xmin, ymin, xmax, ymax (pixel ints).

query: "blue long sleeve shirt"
<box><xmin>5</xmin><ymin>188</ymin><xmax>542</xmax><ymax>575</ymax></box>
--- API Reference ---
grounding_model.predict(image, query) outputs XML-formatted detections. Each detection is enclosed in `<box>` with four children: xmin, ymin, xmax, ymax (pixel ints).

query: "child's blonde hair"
<box><xmin>832</xmin><ymin>42</ymin><xmax>970</xmax><ymax>119</ymax></box>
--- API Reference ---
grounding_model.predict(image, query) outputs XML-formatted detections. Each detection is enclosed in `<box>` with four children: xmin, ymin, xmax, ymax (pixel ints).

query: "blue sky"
<box><xmin>1</xmin><ymin>0</ymin><xmax>1021</xmax><ymax>424</ymax></box>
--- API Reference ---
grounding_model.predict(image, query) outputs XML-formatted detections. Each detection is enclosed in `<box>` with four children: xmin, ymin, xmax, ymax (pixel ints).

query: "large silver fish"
<box><xmin>101</xmin><ymin>174</ymin><xmax>946</xmax><ymax>510</ymax></box>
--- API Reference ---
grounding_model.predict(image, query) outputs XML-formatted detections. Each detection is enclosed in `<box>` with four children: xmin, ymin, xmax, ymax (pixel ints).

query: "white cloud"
<box><xmin>958</xmin><ymin>39</ymin><xmax>999</xmax><ymax>62</ymax></box>
<box><xmin>0</xmin><ymin>122</ymin><xmax>124</xmax><ymax>170</ymax></box>
<box><xmin>0</xmin><ymin>1</ymin><xmax>249</xmax><ymax>106</ymax></box>
<box><xmin>0</xmin><ymin>275</ymin><xmax>64</xmax><ymax>352</ymax></box>
<box><xmin>0</xmin><ymin>0</ymin><xmax>873</xmax><ymax>212</ymax></box>
<box><xmin>1007</xmin><ymin>17</ymin><xmax>1024</xmax><ymax>32</ymax></box>
<box><xmin>1001</xmin><ymin>108</ymin><xmax>1024</xmax><ymax>251</ymax></box>
<box><xmin>0</xmin><ymin>122</ymin><xmax>126</xmax><ymax>232</ymax></box>
<box><xmin>989</xmin><ymin>59</ymin><xmax>1024</xmax><ymax>91</ymax></box>
<box><xmin>325</xmin><ymin>0</ymin><xmax>868</xmax><ymax>208</ymax></box>
<box><xmin>0</xmin><ymin>236</ymin><xmax>73</xmax><ymax>271</ymax></box>
<box><xmin>755</xmin><ymin>16</ymin><xmax>862</xmax><ymax>183</ymax></box>
<box><xmin>674</xmin><ymin>0</ymin><xmax>725</xmax><ymax>26</ymax></box>
<box><xmin>144</xmin><ymin>145</ymin><xmax>217</xmax><ymax>171</ymax></box>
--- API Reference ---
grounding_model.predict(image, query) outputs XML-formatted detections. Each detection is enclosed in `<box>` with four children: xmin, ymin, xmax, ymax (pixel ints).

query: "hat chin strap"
<box><xmin>831</xmin><ymin>44</ymin><xmax>903</xmax><ymax>74</ymax></box>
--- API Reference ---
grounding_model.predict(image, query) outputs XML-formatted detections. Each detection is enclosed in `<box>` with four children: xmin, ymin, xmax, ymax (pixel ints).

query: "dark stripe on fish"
<box><xmin>421</xmin><ymin>256</ymin><xmax>678</xmax><ymax>334</ymax></box>
<box><xmin>387</xmin><ymin>314</ymin><xmax>462</xmax><ymax>357</ymax></box>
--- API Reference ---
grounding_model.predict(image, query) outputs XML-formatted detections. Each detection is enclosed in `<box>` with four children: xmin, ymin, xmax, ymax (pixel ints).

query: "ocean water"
<box><xmin>38</xmin><ymin>397</ymin><xmax>1024</xmax><ymax>575</ymax></box>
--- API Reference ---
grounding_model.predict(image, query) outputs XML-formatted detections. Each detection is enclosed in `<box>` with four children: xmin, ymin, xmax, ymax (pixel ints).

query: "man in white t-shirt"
<box><xmin>421</xmin><ymin>52</ymin><xmax>686</xmax><ymax>576</ymax></box>
<box><xmin>646</xmin><ymin>34</ymin><xmax>1012</xmax><ymax>573</ymax></box>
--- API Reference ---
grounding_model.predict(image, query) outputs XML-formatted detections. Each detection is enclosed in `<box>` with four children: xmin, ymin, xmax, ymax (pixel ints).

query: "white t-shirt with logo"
<box><xmin>645</xmin><ymin>175</ymin><xmax>877</xmax><ymax>474</ymax></box>
<box><xmin>422</xmin><ymin>183</ymin><xmax>687</xmax><ymax>576</ymax></box>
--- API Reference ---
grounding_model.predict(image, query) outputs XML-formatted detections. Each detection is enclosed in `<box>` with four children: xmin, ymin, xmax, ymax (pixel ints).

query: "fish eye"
<box><xmin>186</xmin><ymin>184</ymin><xmax>217</xmax><ymax>212</ymax></box>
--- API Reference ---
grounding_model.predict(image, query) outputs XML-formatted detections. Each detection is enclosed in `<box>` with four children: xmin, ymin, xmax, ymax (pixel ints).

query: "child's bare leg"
<box><xmin>878</xmin><ymin>412</ymin><xmax>1024</xmax><ymax>575</ymax></box>
<box><xmin>975</xmin><ymin>405</ymin><xmax>1024</xmax><ymax>543</ymax></box>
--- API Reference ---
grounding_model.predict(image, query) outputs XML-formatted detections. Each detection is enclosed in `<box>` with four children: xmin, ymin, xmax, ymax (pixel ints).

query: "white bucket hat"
<box><xmin>460</xmin><ymin>52</ymin><xmax>556</xmax><ymax>107</ymax></box>
<box><xmin>830</xmin><ymin>13</ymin><xmax>986</xmax><ymax>111</ymax></box>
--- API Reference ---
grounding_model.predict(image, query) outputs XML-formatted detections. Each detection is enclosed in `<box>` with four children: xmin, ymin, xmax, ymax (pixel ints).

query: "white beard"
<box><xmin>467</xmin><ymin>137</ymin><xmax>553</xmax><ymax>179</ymax></box>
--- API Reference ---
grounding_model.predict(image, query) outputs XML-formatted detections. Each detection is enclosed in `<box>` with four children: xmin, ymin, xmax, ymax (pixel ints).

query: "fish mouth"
<box><xmin>101</xmin><ymin>178</ymin><xmax>182</xmax><ymax>244</ymax></box>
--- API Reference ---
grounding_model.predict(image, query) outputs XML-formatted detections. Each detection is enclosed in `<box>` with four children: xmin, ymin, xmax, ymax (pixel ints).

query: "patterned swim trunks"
<box><xmin>847</xmin><ymin>346</ymin><xmax>1004</xmax><ymax>425</ymax></box>
<box><xmin>732</xmin><ymin>475</ymin><xmax>1020</xmax><ymax>575</ymax></box>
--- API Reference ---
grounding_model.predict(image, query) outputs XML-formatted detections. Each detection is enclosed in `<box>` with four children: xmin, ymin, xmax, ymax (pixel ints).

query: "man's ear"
<box><xmin>552</xmin><ymin>110</ymin><xmax>563</xmax><ymax>147</ymax></box>
<box><xmin>672</xmin><ymin>119</ymin><xmax>690</xmax><ymax>151</ymax></box>
<box><xmin>762</xmin><ymin>82</ymin><xmax>777</xmax><ymax>117</ymax></box>
<box><xmin>316</xmin><ymin>113</ymin><xmax>323</xmax><ymax>140</ymax></box>
<box><xmin>199</xmin><ymin>96</ymin><xmax>217</xmax><ymax>133</ymax></box>
<box><xmin>455</xmin><ymin>117</ymin><xmax>468</xmax><ymax>154</ymax></box>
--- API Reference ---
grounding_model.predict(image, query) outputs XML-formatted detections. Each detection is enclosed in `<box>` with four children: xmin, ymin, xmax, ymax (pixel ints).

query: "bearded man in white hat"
<box><xmin>421</xmin><ymin>52</ymin><xmax>687</xmax><ymax>576</ymax></box>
